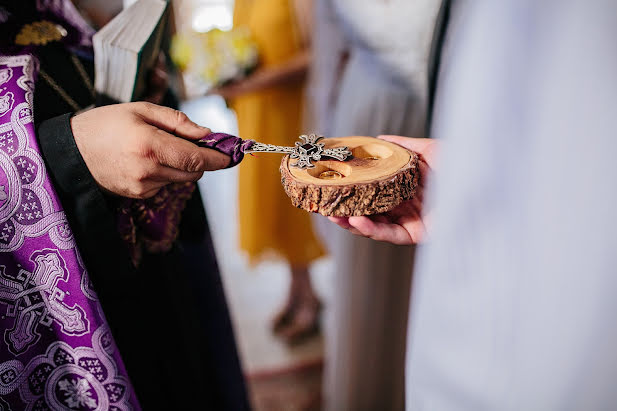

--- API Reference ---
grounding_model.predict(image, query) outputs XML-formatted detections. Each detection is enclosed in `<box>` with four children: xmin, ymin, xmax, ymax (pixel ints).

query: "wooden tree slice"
<box><xmin>280</xmin><ymin>136</ymin><xmax>420</xmax><ymax>217</ymax></box>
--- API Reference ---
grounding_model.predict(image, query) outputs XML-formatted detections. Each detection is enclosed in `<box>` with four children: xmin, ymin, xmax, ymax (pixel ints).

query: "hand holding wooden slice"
<box><xmin>280</xmin><ymin>136</ymin><xmax>420</xmax><ymax>217</ymax></box>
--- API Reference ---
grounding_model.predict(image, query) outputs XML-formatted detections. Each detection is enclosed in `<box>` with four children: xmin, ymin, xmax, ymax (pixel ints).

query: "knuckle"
<box><xmin>141</xmin><ymin>101</ymin><xmax>155</xmax><ymax>110</ymax></box>
<box><xmin>184</xmin><ymin>151</ymin><xmax>207</xmax><ymax>172</ymax></box>
<box><xmin>134</xmin><ymin>165</ymin><xmax>152</xmax><ymax>182</ymax></box>
<box><xmin>174</xmin><ymin>109</ymin><xmax>190</xmax><ymax>125</ymax></box>
<box><xmin>132</xmin><ymin>135</ymin><xmax>154</xmax><ymax>158</ymax></box>
<box><xmin>127</xmin><ymin>186</ymin><xmax>141</xmax><ymax>199</ymax></box>
<box><xmin>132</xmin><ymin>101</ymin><xmax>151</xmax><ymax>113</ymax></box>
<box><xmin>190</xmin><ymin>171</ymin><xmax>204</xmax><ymax>182</ymax></box>
<box><xmin>130</xmin><ymin>183</ymin><xmax>149</xmax><ymax>199</ymax></box>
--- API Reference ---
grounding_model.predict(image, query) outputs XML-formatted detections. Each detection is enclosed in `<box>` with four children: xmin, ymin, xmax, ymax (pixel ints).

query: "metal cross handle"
<box><xmin>244</xmin><ymin>134</ymin><xmax>352</xmax><ymax>169</ymax></box>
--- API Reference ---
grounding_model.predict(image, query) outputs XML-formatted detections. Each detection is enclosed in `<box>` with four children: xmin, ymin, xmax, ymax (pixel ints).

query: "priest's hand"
<box><xmin>70</xmin><ymin>102</ymin><xmax>230</xmax><ymax>199</ymax></box>
<box><xmin>328</xmin><ymin>135</ymin><xmax>437</xmax><ymax>245</ymax></box>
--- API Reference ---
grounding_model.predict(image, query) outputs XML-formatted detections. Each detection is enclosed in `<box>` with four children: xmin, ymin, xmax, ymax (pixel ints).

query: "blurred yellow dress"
<box><xmin>232</xmin><ymin>0</ymin><xmax>326</xmax><ymax>264</ymax></box>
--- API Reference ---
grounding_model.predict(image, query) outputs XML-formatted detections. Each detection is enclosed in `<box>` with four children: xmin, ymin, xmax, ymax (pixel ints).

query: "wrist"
<box><xmin>37</xmin><ymin>113</ymin><xmax>99</xmax><ymax>198</ymax></box>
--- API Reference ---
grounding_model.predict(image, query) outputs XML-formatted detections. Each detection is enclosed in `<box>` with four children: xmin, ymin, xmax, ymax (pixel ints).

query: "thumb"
<box><xmin>378</xmin><ymin>135</ymin><xmax>432</xmax><ymax>153</ymax></box>
<box><xmin>378</xmin><ymin>135</ymin><xmax>437</xmax><ymax>170</ymax></box>
<box><xmin>151</xmin><ymin>129</ymin><xmax>231</xmax><ymax>171</ymax></box>
<box><xmin>130</xmin><ymin>102</ymin><xmax>211</xmax><ymax>141</ymax></box>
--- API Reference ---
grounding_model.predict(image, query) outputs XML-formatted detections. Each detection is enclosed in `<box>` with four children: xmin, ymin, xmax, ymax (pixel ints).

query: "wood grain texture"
<box><xmin>280</xmin><ymin>137</ymin><xmax>420</xmax><ymax>216</ymax></box>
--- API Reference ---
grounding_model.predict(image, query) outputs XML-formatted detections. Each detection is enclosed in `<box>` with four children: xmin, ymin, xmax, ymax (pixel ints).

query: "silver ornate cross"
<box><xmin>244</xmin><ymin>134</ymin><xmax>352</xmax><ymax>169</ymax></box>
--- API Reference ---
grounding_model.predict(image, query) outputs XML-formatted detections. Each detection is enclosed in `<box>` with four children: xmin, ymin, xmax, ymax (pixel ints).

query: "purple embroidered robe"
<box><xmin>0</xmin><ymin>0</ymin><xmax>142</xmax><ymax>407</ymax></box>
<box><xmin>0</xmin><ymin>0</ymin><xmax>258</xmax><ymax>406</ymax></box>
<box><xmin>0</xmin><ymin>53</ymin><xmax>139</xmax><ymax>410</ymax></box>
<box><xmin>0</xmin><ymin>2</ymin><xmax>253</xmax><ymax>410</ymax></box>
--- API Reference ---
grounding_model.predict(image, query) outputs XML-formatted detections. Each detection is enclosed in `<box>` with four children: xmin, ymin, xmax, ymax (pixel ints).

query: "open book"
<box><xmin>93</xmin><ymin>0</ymin><xmax>169</xmax><ymax>103</ymax></box>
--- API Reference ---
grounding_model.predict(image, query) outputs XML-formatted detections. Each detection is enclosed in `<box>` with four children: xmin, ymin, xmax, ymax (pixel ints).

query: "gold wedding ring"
<box><xmin>319</xmin><ymin>170</ymin><xmax>343</xmax><ymax>180</ymax></box>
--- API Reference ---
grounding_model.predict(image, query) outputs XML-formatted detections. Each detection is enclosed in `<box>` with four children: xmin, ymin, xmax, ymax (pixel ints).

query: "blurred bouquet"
<box><xmin>171</xmin><ymin>27</ymin><xmax>258</xmax><ymax>92</ymax></box>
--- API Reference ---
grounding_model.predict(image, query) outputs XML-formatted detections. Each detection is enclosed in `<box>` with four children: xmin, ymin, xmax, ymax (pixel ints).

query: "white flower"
<box><xmin>171</xmin><ymin>26</ymin><xmax>259</xmax><ymax>89</ymax></box>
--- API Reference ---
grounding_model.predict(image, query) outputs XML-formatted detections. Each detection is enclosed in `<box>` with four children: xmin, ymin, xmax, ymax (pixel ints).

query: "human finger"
<box><xmin>328</xmin><ymin>216</ymin><xmax>351</xmax><ymax>229</ymax></box>
<box><xmin>348</xmin><ymin>216</ymin><xmax>414</xmax><ymax>245</ymax></box>
<box><xmin>379</xmin><ymin>135</ymin><xmax>433</xmax><ymax>186</ymax></box>
<box><xmin>348</xmin><ymin>227</ymin><xmax>363</xmax><ymax>236</ymax></box>
<box><xmin>140</xmin><ymin>187</ymin><xmax>163</xmax><ymax>199</ymax></box>
<box><xmin>151</xmin><ymin>129</ymin><xmax>230</xmax><ymax>171</ymax></box>
<box><xmin>378</xmin><ymin>135</ymin><xmax>437</xmax><ymax>169</ymax></box>
<box><xmin>123</xmin><ymin>178</ymin><xmax>165</xmax><ymax>199</ymax></box>
<box><xmin>327</xmin><ymin>216</ymin><xmax>363</xmax><ymax>236</ymax></box>
<box><xmin>371</xmin><ymin>214</ymin><xmax>390</xmax><ymax>224</ymax></box>
<box><xmin>385</xmin><ymin>201</ymin><xmax>427</xmax><ymax>243</ymax></box>
<box><xmin>130</xmin><ymin>102</ymin><xmax>211</xmax><ymax>140</ymax></box>
<box><xmin>398</xmin><ymin>215</ymin><xmax>426</xmax><ymax>244</ymax></box>
<box><xmin>378</xmin><ymin>135</ymin><xmax>432</xmax><ymax>153</ymax></box>
<box><xmin>150</xmin><ymin>165</ymin><xmax>204</xmax><ymax>183</ymax></box>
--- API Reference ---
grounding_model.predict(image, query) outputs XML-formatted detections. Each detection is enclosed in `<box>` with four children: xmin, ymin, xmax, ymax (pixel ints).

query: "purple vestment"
<box><xmin>0</xmin><ymin>50</ymin><xmax>139</xmax><ymax>411</ymax></box>
<box><xmin>0</xmin><ymin>2</ymin><xmax>253</xmax><ymax>409</ymax></box>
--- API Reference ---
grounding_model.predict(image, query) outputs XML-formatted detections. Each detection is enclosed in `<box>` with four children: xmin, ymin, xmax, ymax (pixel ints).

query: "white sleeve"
<box><xmin>408</xmin><ymin>1</ymin><xmax>617</xmax><ymax>410</ymax></box>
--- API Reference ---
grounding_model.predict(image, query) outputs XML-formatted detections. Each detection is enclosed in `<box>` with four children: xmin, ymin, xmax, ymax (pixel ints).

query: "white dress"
<box><xmin>408</xmin><ymin>1</ymin><xmax>617</xmax><ymax>409</ymax></box>
<box><xmin>309</xmin><ymin>1</ymin><xmax>440</xmax><ymax>409</ymax></box>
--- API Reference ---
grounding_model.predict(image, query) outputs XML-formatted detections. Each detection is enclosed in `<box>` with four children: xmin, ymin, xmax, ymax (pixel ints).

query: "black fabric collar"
<box><xmin>426</xmin><ymin>0</ymin><xmax>452</xmax><ymax>138</ymax></box>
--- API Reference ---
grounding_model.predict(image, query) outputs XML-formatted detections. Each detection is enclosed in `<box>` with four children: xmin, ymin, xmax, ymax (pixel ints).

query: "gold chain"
<box><xmin>38</xmin><ymin>54</ymin><xmax>95</xmax><ymax>112</ymax></box>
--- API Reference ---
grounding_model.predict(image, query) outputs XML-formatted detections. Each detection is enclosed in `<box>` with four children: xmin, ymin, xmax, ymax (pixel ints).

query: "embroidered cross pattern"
<box><xmin>244</xmin><ymin>133</ymin><xmax>352</xmax><ymax>169</ymax></box>
<box><xmin>0</xmin><ymin>250</ymin><xmax>89</xmax><ymax>355</ymax></box>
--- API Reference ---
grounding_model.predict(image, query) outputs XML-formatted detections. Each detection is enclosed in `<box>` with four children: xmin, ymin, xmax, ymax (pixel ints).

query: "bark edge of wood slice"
<box><xmin>280</xmin><ymin>136</ymin><xmax>420</xmax><ymax>217</ymax></box>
